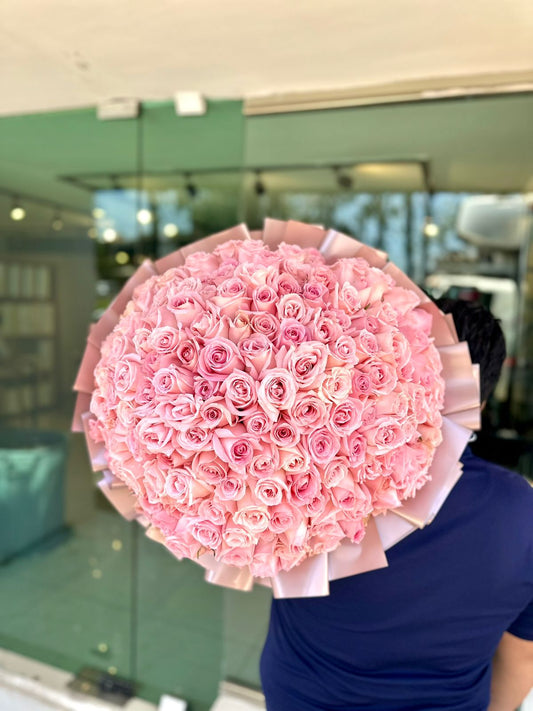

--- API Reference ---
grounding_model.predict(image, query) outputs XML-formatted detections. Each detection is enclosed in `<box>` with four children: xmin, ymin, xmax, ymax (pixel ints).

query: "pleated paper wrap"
<box><xmin>72</xmin><ymin>219</ymin><xmax>480</xmax><ymax>598</ymax></box>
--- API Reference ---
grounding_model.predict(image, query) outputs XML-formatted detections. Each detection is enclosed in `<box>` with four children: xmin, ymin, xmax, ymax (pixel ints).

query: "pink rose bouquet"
<box><xmin>73</xmin><ymin>220</ymin><xmax>481</xmax><ymax>597</ymax></box>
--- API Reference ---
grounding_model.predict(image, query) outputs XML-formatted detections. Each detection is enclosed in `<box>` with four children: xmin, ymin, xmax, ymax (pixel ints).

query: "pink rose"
<box><xmin>273</xmin><ymin>272</ymin><xmax>301</xmax><ymax>295</ymax></box>
<box><xmin>190</xmin><ymin>307</ymin><xmax>229</xmax><ymax>340</ymax></box>
<box><xmin>222</xmin><ymin>527</ymin><xmax>256</xmax><ymax>549</ymax></box>
<box><xmin>197</xmin><ymin>337</ymin><xmax>244</xmax><ymax>381</ymax></box>
<box><xmin>268</xmin><ymin>503</ymin><xmax>298</xmax><ymax>534</ymax></box>
<box><xmin>383</xmin><ymin>286</ymin><xmax>420</xmax><ymax>316</ymax></box>
<box><xmin>391</xmin><ymin>332</ymin><xmax>412</xmax><ymax>368</ymax></box>
<box><xmin>276</xmin><ymin>318</ymin><xmax>309</xmax><ymax>348</ymax></box>
<box><xmin>332</xmin><ymin>477</ymin><xmax>372</xmax><ymax>516</ymax></box>
<box><xmin>193</xmin><ymin>450</ymin><xmax>228</xmax><ymax>486</ymax></box>
<box><xmin>221</xmin><ymin>371</ymin><xmax>258</xmax><ymax>416</ymax></box>
<box><xmin>278</xmin><ymin>447</ymin><xmax>309</xmax><ymax>473</ymax></box>
<box><xmin>250</xmin><ymin>312</ymin><xmax>280</xmax><ymax>341</ymax></box>
<box><xmin>198</xmin><ymin>397</ymin><xmax>234</xmax><ymax>429</ymax></box>
<box><xmin>306</xmin><ymin>427</ymin><xmax>340</xmax><ymax>465</ymax></box>
<box><xmin>244</xmin><ymin>411</ymin><xmax>272</xmax><ymax>438</ymax></box>
<box><xmin>329</xmin><ymin>398</ymin><xmax>364</xmax><ymax>436</ymax></box>
<box><xmin>322</xmin><ymin>457</ymin><xmax>350</xmax><ymax>488</ymax></box>
<box><xmin>286</xmin><ymin>342</ymin><xmax>328</xmax><ymax>389</ymax></box>
<box><xmin>366</xmin><ymin>478</ymin><xmax>402</xmax><ymax>512</ymax></box>
<box><xmin>148</xmin><ymin>327</ymin><xmax>180</xmax><ymax>355</ymax></box>
<box><xmin>337</xmin><ymin>283</ymin><xmax>362</xmax><ymax>315</ymax></box>
<box><xmin>113</xmin><ymin>354</ymin><xmax>144</xmax><ymax>401</ymax></box>
<box><xmin>229</xmin><ymin>312</ymin><xmax>252</xmax><ymax>342</ymax></box>
<box><xmin>175</xmin><ymin>425</ymin><xmax>212</xmax><ymax>454</ymax></box>
<box><xmin>194</xmin><ymin>378</ymin><xmax>219</xmax><ymax>401</ymax></box>
<box><xmin>253</xmin><ymin>475</ymin><xmax>288</xmax><ymax>507</ymax></box>
<box><xmin>302</xmin><ymin>280</ymin><xmax>329</xmax><ymax>304</ymax></box>
<box><xmin>355</xmin><ymin>330</ymin><xmax>379</xmax><ymax>357</ymax></box>
<box><xmin>276</xmin><ymin>294</ymin><xmax>312</xmax><ymax>324</ymax></box>
<box><xmin>238</xmin><ymin>333</ymin><xmax>274</xmax><ymax>379</ymax></box>
<box><xmin>190</xmin><ymin>519</ymin><xmax>222</xmax><ymax>550</ymax></box>
<box><xmin>339</xmin><ymin>518</ymin><xmax>366</xmax><ymax>543</ymax></box>
<box><xmin>288</xmin><ymin>468</ymin><xmax>320</xmax><ymax>506</ymax></box>
<box><xmin>358</xmin><ymin>358</ymin><xmax>398</xmax><ymax>395</ymax></box>
<box><xmin>319</xmin><ymin>367</ymin><xmax>352</xmax><ymax>404</ymax></box>
<box><xmin>215</xmin><ymin>475</ymin><xmax>247</xmax><ymax>501</ymax></box>
<box><xmin>136</xmin><ymin>418</ymin><xmax>174</xmax><ymax>456</ymax></box>
<box><xmin>212</xmin><ymin>277</ymin><xmax>251</xmax><ymax>318</ymax></box>
<box><xmin>327</xmin><ymin>335</ymin><xmax>359</xmax><ymax>367</ymax></box>
<box><xmin>165</xmin><ymin>468</ymin><xmax>210</xmax><ymax>504</ymax></box>
<box><xmin>364</xmin><ymin>417</ymin><xmax>406</xmax><ymax>453</ymax></box>
<box><xmin>311</xmin><ymin>314</ymin><xmax>343</xmax><ymax>344</ymax></box>
<box><xmin>341</xmin><ymin>432</ymin><xmax>367</xmax><ymax>468</ymax></box>
<box><xmin>212</xmin><ymin>425</ymin><xmax>257</xmax><ymax>472</ymax></box>
<box><xmin>232</xmin><ymin>497</ymin><xmax>270</xmax><ymax>534</ymax></box>
<box><xmin>143</xmin><ymin>462</ymin><xmax>167</xmax><ymax>503</ymax></box>
<box><xmin>155</xmin><ymin>393</ymin><xmax>198</xmax><ymax>427</ymax></box>
<box><xmin>270</xmin><ymin>419</ymin><xmax>300</xmax><ymax>449</ymax></box>
<box><xmin>152</xmin><ymin>365</ymin><xmax>183</xmax><ymax>397</ymax></box>
<box><xmin>175</xmin><ymin>338</ymin><xmax>199</xmax><ymax>370</ymax></box>
<box><xmin>288</xmin><ymin>392</ymin><xmax>329</xmax><ymax>433</ymax></box>
<box><xmin>257</xmin><ymin>368</ymin><xmax>297</xmax><ymax>421</ymax></box>
<box><xmin>375</xmin><ymin>390</ymin><xmax>409</xmax><ymax>419</ymax></box>
<box><xmin>185</xmin><ymin>251</ymin><xmax>221</xmax><ymax>277</ymax></box>
<box><xmin>166</xmin><ymin>289</ymin><xmax>205</xmax><ymax>327</ymax></box>
<box><xmin>351</xmin><ymin>369</ymin><xmax>373</xmax><ymax>397</ymax></box>
<box><xmin>252</xmin><ymin>284</ymin><xmax>278</xmax><ymax>313</ymax></box>
<box><xmin>249</xmin><ymin>444</ymin><xmax>280</xmax><ymax>479</ymax></box>
<box><xmin>218</xmin><ymin>545</ymin><xmax>254</xmax><ymax>568</ymax></box>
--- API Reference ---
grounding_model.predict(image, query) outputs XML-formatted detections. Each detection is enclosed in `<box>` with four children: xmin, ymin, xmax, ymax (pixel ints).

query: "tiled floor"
<box><xmin>0</xmin><ymin>422</ymin><xmax>271</xmax><ymax>711</ymax></box>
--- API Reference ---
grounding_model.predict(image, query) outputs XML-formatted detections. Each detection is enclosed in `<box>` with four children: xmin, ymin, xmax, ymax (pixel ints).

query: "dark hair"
<box><xmin>435</xmin><ymin>298</ymin><xmax>506</xmax><ymax>403</ymax></box>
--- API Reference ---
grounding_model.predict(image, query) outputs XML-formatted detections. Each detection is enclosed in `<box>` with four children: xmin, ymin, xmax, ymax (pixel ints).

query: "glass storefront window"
<box><xmin>1</xmin><ymin>95</ymin><xmax>532</xmax><ymax>710</ymax></box>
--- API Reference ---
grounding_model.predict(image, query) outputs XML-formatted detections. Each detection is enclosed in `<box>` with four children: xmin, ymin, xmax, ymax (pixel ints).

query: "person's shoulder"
<box><xmin>463</xmin><ymin>449</ymin><xmax>533</xmax><ymax>517</ymax></box>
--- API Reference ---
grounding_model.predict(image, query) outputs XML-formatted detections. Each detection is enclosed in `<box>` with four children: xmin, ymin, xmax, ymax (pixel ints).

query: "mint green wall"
<box><xmin>0</xmin><ymin>101</ymin><xmax>245</xmax><ymax>214</ymax></box>
<box><xmin>142</xmin><ymin>100</ymin><xmax>245</xmax><ymax>172</ymax></box>
<box><xmin>244</xmin><ymin>94</ymin><xmax>533</xmax><ymax>192</ymax></box>
<box><xmin>0</xmin><ymin>94</ymin><xmax>531</xmax><ymax>209</ymax></box>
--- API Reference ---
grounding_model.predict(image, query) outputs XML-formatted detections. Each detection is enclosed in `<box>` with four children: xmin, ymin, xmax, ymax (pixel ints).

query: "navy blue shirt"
<box><xmin>261</xmin><ymin>449</ymin><xmax>533</xmax><ymax>710</ymax></box>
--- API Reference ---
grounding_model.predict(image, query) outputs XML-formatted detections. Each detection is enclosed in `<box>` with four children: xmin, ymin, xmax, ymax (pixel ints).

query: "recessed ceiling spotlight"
<box><xmin>10</xmin><ymin>198</ymin><xmax>26</xmax><ymax>221</ymax></box>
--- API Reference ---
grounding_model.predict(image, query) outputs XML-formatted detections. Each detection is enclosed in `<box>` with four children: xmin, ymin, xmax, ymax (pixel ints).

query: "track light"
<box><xmin>10</xmin><ymin>198</ymin><xmax>26</xmax><ymax>221</ymax></box>
<box><xmin>334</xmin><ymin>167</ymin><xmax>353</xmax><ymax>190</ymax></box>
<box><xmin>185</xmin><ymin>173</ymin><xmax>197</xmax><ymax>198</ymax></box>
<box><xmin>254</xmin><ymin>171</ymin><xmax>266</xmax><ymax>196</ymax></box>
<box><xmin>51</xmin><ymin>209</ymin><xmax>63</xmax><ymax>231</ymax></box>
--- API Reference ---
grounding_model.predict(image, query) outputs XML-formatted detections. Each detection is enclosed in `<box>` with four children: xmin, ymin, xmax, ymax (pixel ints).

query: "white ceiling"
<box><xmin>0</xmin><ymin>0</ymin><xmax>532</xmax><ymax>117</ymax></box>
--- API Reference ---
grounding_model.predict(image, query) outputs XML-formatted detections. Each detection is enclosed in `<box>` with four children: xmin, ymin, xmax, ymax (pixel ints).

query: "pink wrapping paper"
<box><xmin>375</xmin><ymin>513</ymin><xmax>418</xmax><ymax>551</ymax></box>
<box><xmin>73</xmin><ymin>219</ymin><xmax>481</xmax><ymax>598</ymax></box>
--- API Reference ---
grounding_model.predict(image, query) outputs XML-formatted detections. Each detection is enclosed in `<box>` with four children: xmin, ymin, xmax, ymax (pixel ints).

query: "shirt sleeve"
<box><xmin>507</xmin><ymin>599</ymin><xmax>533</xmax><ymax>641</ymax></box>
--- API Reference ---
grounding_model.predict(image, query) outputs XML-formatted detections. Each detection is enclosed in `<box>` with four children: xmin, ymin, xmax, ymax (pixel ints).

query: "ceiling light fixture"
<box><xmin>254</xmin><ymin>171</ymin><xmax>266</xmax><ymax>196</ymax></box>
<box><xmin>51</xmin><ymin>209</ymin><xmax>64</xmax><ymax>231</ymax></box>
<box><xmin>334</xmin><ymin>166</ymin><xmax>353</xmax><ymax>190</ymax></box>
<box><xmin>185</xmin><ymin>174</ymin><xmax>198</xmax><ymax>199</ymax></box>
